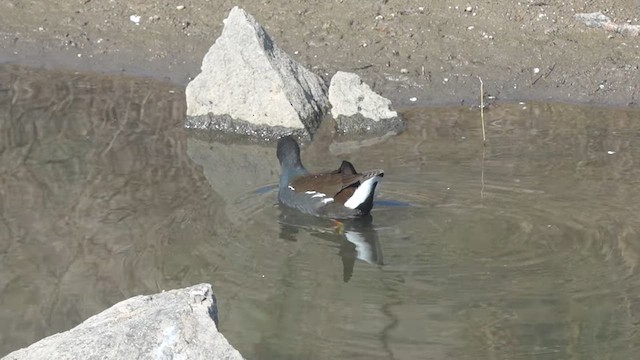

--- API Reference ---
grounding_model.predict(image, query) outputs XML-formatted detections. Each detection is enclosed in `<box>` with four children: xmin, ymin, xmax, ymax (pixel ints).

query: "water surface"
<box><xmin>1</xmin><ymin>65</ymin><xmax>639</xmax><ymax>359</ymax></box>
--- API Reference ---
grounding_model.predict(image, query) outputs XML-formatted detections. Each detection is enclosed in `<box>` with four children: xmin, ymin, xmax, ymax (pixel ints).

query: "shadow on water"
<box><xmin>2</xmin><ymin>64</ymin><xmax>640</xmax><ymax>359</ymax></box>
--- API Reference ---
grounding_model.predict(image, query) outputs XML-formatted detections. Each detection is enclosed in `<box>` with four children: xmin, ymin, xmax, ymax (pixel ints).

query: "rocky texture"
<box><xmin>2</xmin><ymin>284</ymin><xmax>244</xmax><ymax>360</ymax></box>
<box><xmin>575</xmin><ymin>12</ymin><xmax>640</xmax><ymax>36</ymax></box>
<box><xmin>329</xmin><ymin>71</ymin><xmax>405</xmax><ymax>136</ymax></box>
<box><xmin>185</xmin><ymin>6</ymin><xmax>328</xmax><ymax>140</ymax></box>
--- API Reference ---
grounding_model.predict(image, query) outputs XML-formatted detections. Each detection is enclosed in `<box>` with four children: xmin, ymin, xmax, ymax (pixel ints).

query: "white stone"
<box><xmin>328</xmin><ymin>71</ymin><xmax>403</xmax><ymax>135</ymax></box>
<box><xmin>129</xmin><ymin>15</ymin><xmax>141</xmax><ymax>25</ymax></box>
<box><xmin>329</xmin><ymin>71</ymin><xmax>397</xmax><ymax>121</ymax></box>
<box><xmin>3</xmin><ymin>284</ymin><xmax>244</xmax><ymax>360</ymax></box>
<box><xmin>185</xmin><ymin>7</ymin><xmax>328</xmax><ymax>133</ymax></box>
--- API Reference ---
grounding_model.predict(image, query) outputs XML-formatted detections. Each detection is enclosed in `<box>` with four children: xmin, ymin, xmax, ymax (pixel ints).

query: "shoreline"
<box><xmin>1</xmin><ymin>1</ymin><xmax>638</xmax><ymax>109</ymax></box>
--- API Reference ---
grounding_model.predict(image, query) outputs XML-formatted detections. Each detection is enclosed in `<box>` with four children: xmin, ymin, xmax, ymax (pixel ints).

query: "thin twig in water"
<box><xmin>479</xmin><ymin>77</ymin><xmax>486</xmax><ymax>199</ymax></box>
<box><xmin>479</xmin><ymin>77</ymin><xmax>486</xmax><ymax>145</ymax></box>
<box><xmin>481</xmin><ymin>146</ymin><xmax>486</xmax><ymax>199</ymax></box>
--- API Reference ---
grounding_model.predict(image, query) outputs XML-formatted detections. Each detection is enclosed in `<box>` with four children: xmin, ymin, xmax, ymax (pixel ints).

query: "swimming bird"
<box><xmin>276</xmin><ymin>135</ymin><xmax>384</xmax><ymax>218</ymax></box>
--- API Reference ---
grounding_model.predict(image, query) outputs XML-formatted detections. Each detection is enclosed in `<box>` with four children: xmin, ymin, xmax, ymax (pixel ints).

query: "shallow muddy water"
<box><xmin>1</xmin><ymin>65</ymin><xmax>640</xmax><ymax>359</ymax></box>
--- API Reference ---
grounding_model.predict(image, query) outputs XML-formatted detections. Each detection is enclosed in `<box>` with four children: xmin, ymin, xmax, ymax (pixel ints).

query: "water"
<box><xmin>1</xmin><ymin>64</ymin><xmax>640</xmax><ymax>359</ymax></box>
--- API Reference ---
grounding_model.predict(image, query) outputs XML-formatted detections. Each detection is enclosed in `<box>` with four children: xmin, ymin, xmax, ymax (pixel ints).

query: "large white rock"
<box><xmin>185</xmin><ymin>7</ymin><xmax>328</xmax><ymax>138</ymax></box>
<box><xmin>3</xmin><ymin>284</ymin><xmax>244</xmax><ymax>360</ymax></box>
<box><xmin>329</xmin><ymin>71</ymin><xmax>404</xmax><ymax>135</ymax></box>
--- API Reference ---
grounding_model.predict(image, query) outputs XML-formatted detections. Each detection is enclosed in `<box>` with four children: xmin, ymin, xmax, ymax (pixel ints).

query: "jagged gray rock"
<box><xmin>328</xmin><ymin>71</ymin><xmax>405</xmax><ymax>136</ymax></box>
<box><xmin>185</xmin><ymin>6</ymin><xmax>328</xmax><ymax>139</ymax></box>
<box><xmin>3</xmin><ymin>284</ymin><xmax>244</xmax><ymax>360</ymax></box>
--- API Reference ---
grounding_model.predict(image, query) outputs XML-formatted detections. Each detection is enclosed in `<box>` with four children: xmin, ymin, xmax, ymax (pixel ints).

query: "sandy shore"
<box><xmin>0</xmin><ymin>1</ymin><xmax>638</xmax><ymax>108</ymax></box>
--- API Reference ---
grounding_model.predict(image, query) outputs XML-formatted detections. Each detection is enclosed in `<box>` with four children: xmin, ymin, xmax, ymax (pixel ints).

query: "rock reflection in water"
<box><xmin>0</xmin><ymin>65</ymin><xmax>222</xmax><ymax>355</ymax></box>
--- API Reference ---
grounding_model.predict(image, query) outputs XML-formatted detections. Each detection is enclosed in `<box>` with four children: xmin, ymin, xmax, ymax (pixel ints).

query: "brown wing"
<box><xmin>290</xmin><ymin>171</ymin><xmax>364</xmax><ymax>197</ymax></box>
<box><xmin>290</xmin><ymin>160</ymin><xmax>383</xmax><ymax>201</ymax></box>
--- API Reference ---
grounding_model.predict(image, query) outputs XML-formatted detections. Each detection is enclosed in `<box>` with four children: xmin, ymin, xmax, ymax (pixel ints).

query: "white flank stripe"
<box><xmin>311</xmin><ymin>192</ymin><xmax>326</xmax><ymax>198</ymax></box>
<box><xmin>305</xmin><ymin>191</ymin><xmax>316</xmax><ymax>194</ymax></box>
<box><xmin>321</xmin><ymin>198</ymin><xmax>334</xmax><ymax>204</ymax></box>
<box><xmin>344</xmin><ymin>176</ymin><xmax>382</xmax><ymax>209</ymax></box>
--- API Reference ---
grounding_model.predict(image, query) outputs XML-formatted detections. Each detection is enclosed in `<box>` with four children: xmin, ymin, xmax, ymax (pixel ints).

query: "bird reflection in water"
<box><xmin>278</xmin><ymin>207</ymin><xmax>383</xmax><ymax>282</ymax></box>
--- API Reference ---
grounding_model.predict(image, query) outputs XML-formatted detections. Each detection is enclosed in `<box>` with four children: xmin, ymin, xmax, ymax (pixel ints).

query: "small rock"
<box><xmin>533</xmin><ymin>67</ymin><xmax>540</xmax><ymax>74</ymax></box>
<box><xmin>575</xmin><ymin>12</ymin><xmax>611</xmax><ymax>28</ymax></box>
<box><xmin>575</xmin><ymin>11</ymin><xmax>640</xmax><ymax>36</ymax></box>
<box><xmin>176</xmin><ymin>5</ymin><xmax>185</xmax><ymax>10</ymax></box>
<box><xmin>129</xmin><ymin>15</ymin><xmax>141</xmax><ymax>25</ymax></box>
<box><xmin>409</xmin><ymin>97</ymin><xmax>417</xmax><ymax>102</ymax></box>
<box><xmin>329</xmin><ymin>71</ymin><xmax>404</xmax><ymax>136</ymax></box>
<box><xmin>400</xmin><ymin>68</ymin><xmax>409</xmax><ymax>74</ymax></box>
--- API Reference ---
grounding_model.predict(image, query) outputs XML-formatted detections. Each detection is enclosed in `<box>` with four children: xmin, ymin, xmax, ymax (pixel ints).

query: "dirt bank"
<box><xmin>1</xmin><ymin>0</ymin><xmax>638</xmax><ymax>108</ymax></box>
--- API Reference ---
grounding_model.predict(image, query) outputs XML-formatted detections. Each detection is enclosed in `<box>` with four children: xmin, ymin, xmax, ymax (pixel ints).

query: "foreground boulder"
<box><xmin>3</xmin><ymin>284</ymin><xmax>244</xmax><ymax>360</ymax></box>
<box><xmin>185</xmin><ymin>6</ymin><xmax>328</xmax><ymax>140</ymax></box>
<box><xmin>328</xmin><ymin>71</ymin><xmax>405</xmax><ymax>136</ymax></box>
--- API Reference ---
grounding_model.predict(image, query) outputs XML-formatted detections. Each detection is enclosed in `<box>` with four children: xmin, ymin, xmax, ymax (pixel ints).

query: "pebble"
<box><xmin>409</xmin><ymin>97</ymin><xmax>417</xmax><ymax>102</ymax></box>
<box><xmin>130</xmin><ymin>15</ymin><xmax>141</xmax><ymax>25</ymax></box>
<box><xmin>533</xmin><ymin>67</ymin><xmax>540</xmax><ymax>74</ymax></box>
<box><xmin>607</xmin><ymin>150</ymin><xmax>616</xmax><ymax>155</ymax></box>
<box><xmin>176</xmin><ymin>5</ymin><xmax>185</xmax><ymax>10</ymax></box>
<box><xmin>400</xmin><ymin>68</ymin><xmax>409</xmax><ymax>74</ymax></box>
